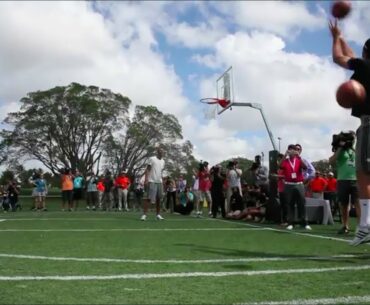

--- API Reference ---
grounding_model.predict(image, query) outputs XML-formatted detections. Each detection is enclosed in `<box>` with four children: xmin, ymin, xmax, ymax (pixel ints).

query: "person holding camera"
<box><xmin>279</xmin><ymin>144</ymin><xmax>310</xmax><ymax>230</ymax></box>
<box><xmin>329</xmin><ymin>131</ymin><xmax>359</xmax><ymax>235</ymax></box>
<box><xmin>329</xmin><ymin>20</ymin><xmax>370</xmax><ymax>245</ymax></box>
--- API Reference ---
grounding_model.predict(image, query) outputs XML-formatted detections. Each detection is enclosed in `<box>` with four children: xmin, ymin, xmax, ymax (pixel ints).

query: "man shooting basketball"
<box><xmin>329</xmin><ymin>19</ymin><xmax>370</xmax><ymax>245</ymax></box>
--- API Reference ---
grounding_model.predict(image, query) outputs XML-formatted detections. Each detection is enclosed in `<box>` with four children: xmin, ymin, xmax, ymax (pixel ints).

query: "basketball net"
<box><xmin>202</xmin><ymin>103</ymin><xmax>218</xmax><ymax>120</ymax></box>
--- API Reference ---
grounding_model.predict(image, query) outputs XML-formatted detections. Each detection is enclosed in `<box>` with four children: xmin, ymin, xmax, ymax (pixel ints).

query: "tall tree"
<box><xmin>1</xmin><ymin>83</ymin><xmax>131</xmax><ymax>176</ymax></box>
<box><xmin>103</xmin><ymin>105</ymin><xmax>193</xmax><ymax>178</ymax></box>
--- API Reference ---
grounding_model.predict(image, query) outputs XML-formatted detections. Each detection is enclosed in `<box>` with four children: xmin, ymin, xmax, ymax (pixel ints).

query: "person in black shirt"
<box><xmin>210</xmin><ymin>165</ymin><xmax>226</xmax><ymax>218</ymax></box>
<box><xmin>7</xmin><ymin>180</ymin><xmax>20</xmax><ymax>212</ymax></box>
<box><xmin>329</xmin><ymin>19</ymin><xmax>370</xmax><ymax>245</ymax></box>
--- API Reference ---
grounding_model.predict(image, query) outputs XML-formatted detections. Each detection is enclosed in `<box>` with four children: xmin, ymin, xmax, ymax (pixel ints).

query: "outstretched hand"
<box><xmin>329</xmin><ymin>19</ymin><xmax>341</xmax><ymax>39</ymax></box>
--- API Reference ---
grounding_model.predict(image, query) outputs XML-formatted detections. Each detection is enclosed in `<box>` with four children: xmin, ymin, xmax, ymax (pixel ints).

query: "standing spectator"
<box><xmin>210</xmin><ymin>165</ymin><xmax>226</xmax><ymax>218</ymax></box>
<box><xmin>276</xmin><ymin>153</ymin><xmax>288</xmax><ymax>226</ymax></box>
<box><xmin>324</xmin><ymin>172</ymin><xmax>338</xmax><ymax>218</ymax></box>
<box><xmin>197</xmin><ymin>161</ymin><xmax>213</xmax><ymax>216</ymax></box>
<box><xmin>34</xmin><ymin>173</ymin><xmax>48</xmax><ymax>211</ymax></box>
<box><xmin>73</xmin><ymin>170</ymin><xmax>84</xmax><ymax>210</ymax></box>
<box><xmin>114</xmin><ymin>170</ymin><xmax>131</xmax><ymax>212</ymax></box>
<box><xmin>165</xmin><ymin>176</ymin><xmax>177</xmax><ymax>213</ymax></box>
<box><xmin>192</xmin><ymin>175</ymin><xmax>202</xmax><ymax>217</ymax></box>
<box><xmin>226</xmin><ymin>160</ymin><xmax>242</xmax><ymax>213</ymax></box>
<box><xmin>280</xmin><ymin>144</ymin><xmax>311</xmax><ymax>230</ymax></box>
<box><xmin>96</xmin><ymin>177</ymin><xmax>105</xmax><ymax>209</ymax></box>
<box><xmin>141</xmin><ymin>146</ymin><xmax>165</xmax><ymax>221</ymax></box>
<box><xmin>61</xmin><ymin>168</ymin><xmax>74</xmax><ymax>212</ymax></box>
<box><xmin>329</xmin><ymin>135</ymin><xmax>358</xmax><ymax>235</ymax></box>
<box><xmin>133</xmin><ymin>176</ymin><xmax>145</xmax><ymax>212</ymax></box>
<box><xmin>7</xmin><ymin>179</ymin><xmax>20</xmax><ymax>212</ymax></box>
<box><xmin>252</xmin><ymin>155</ymin><xmax>269</xmax><ymax>195</ymax></box>
<box><xmin>309</xmin><ymin>172</ymin><xmax>328</xmax><ymax>199</ymax></box>
<box><xmin>295</xmin><ymin>144</ymin><xmax>316</xmax><ymax>192</ymax></box>
<box><xmin>86</xmin><ymin>172</ymin><xmax>99</xmax><ymax>211</ymax></box>
<box><xmin>102</xmin><ymin>171</ymin><xmax>114</xmax><ymax>211</ymax></box>
<box><xmin>177</xmin><ymin>175</ymin><xmax>187</xmax><ymax>193</ymax></box>
<box><xmin>28</xmin><ymin>172</ymin><xmax>39</xmax><ymax>211</ymax></box>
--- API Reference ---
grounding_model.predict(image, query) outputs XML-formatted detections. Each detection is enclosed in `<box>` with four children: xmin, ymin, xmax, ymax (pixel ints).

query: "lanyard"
<box><xmin>288</xmin><ymin>158</ymin><xmax>296</xmax><ymax>172</ymax></box>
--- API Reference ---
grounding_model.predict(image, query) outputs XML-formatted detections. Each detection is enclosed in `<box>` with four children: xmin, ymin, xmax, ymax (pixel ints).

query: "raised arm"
<box><xmin>329</xmin><ymin>19</ymin><xmax>354</xmax><ymax>69</ymax></box>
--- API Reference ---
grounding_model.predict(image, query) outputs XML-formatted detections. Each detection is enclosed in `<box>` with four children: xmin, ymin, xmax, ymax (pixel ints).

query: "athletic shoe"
<box><xmin>337</xmin><ymin>226</ymin><xmax>350</xmax><ymax>235</ymax></box>
<box><xmin>156</xmin><ymin>214</ymin><xmax>164</xmax><ymax>220</ymax></box>
<box><xmin>86</xmin><ymin>206</ymin><xmax>90</xmax><ymax>210</ymax></box>
<box><xmin>286</xmin><ymin>225</ymin><xmax>293</xmax><ymax>230</ymax></box>
<box><xmin>349</xmin><ymin>227</ymin><xmax>370</xmax><ymax>246</ymax></box>
<box><xmin>118</xmin><ymin>207</ymin><xmax>122</xmax><ymax>211</ymax></box>
<box><xmin>140</xmin><ymin>214</ymin><xmax>147</xmax><ymax>221</ymax></box>
<box><xmin>304</xmin><ymin>225</ymin><xmax>312</xmax><ymax>231</ymax></box>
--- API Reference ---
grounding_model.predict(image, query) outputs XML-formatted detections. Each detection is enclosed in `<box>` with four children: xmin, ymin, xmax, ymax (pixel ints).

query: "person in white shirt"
<box><xmin>226</xmin><ymin>160</ymin><xmax>242</xmax><ymax>213</ymax></box>
<box><xmin>141</xmin><ymin>147</ymin><xmax>165</xmax><ymax>221</ymax></box>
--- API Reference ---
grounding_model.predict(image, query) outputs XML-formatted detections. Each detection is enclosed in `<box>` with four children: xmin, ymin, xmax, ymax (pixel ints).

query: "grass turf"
<box><xmin>0</xmin><ymin>198</ymin><xmax>369</xmax><ymax>304</ymax></box>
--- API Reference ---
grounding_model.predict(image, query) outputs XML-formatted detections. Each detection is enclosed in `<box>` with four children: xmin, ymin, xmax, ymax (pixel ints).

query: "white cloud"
<box><xmin>0</xmin><ymin>0</ymin><xmax>367</xmax><ymax>172</ymax></box>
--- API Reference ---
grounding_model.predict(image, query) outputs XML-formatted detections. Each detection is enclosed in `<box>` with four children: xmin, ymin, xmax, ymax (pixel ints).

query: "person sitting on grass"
<box><xmin>174</xmin><ymin>186</ymin><xmax>194</xmax><ymax>215</ymax></box>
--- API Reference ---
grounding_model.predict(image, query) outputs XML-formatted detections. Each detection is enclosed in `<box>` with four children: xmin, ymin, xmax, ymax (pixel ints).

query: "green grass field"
<box><xmin>0</xmin><ymin>198</ymin><xmax>370</xmax><ymax>304</ymax></box>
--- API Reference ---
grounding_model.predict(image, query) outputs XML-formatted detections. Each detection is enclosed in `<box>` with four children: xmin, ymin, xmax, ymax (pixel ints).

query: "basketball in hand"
<box><xmin>331</xmin><ymin>1</ymin><xmax>351</xmax><ymax>19</ymax></box>
<box><xmin>336</xmin><ymin>80</ymin><xmax>366</xmax><ymax>109</ymax></box>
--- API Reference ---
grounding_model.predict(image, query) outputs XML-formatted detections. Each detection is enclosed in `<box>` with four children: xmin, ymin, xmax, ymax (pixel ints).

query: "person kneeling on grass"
<box><xmin>174</xmin><ymin>186</ymin><xmax>194</xmax><ymax>215</ymax></box>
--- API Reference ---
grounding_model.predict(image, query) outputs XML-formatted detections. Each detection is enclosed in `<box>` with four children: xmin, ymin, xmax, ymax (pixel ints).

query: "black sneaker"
<box><xmin>337</xmin><ymin>226</ymin><xmax>350</xmax><ymax>235</ymax></box>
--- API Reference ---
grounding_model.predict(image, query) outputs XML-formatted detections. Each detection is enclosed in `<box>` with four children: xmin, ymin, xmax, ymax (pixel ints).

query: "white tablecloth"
<box><xmin>305</xmin><ymin>197</ymin><xmax>334</xmax><ymax>225</ymax></box>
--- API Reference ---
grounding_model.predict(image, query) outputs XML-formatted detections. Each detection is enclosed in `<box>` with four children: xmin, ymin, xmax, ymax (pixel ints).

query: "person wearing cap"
<box><xmin>329</xmin><ymin>20</ymin><xmax>370</xmax><ymax>245</ymax></box>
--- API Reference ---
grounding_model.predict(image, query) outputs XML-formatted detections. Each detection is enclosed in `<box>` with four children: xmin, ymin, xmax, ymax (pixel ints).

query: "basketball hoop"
<box><xmin>200</xmin><ymin>98</ymin><xmax>231</xmax><ymax>120</ymax></box>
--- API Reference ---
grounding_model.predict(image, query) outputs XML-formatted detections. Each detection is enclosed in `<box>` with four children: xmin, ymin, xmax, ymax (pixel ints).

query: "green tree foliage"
<box><xmin>103</xmin><ymin>105</ymin><xmax>192</xmax><ymax>178</ymax></box>
<box><xmin>1</xmin><ymin>83</ymin><xmax>131</xmax><ymax>176</ymax></box>
<box><xmin>312</xmin><ymin>159</ymin><xmax>332</xmax><ymax>175</ymax></box>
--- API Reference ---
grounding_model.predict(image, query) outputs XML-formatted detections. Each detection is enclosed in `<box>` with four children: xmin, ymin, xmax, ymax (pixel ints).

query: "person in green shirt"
<box><xmin>329</xmin><ymin>132</ymin><xmax>359</xmax><ymax>235</ymax></box>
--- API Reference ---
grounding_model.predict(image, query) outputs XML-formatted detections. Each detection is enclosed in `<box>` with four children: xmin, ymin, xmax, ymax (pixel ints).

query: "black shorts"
<box><xmin>336</xmin><ymin>180</ymin><xmax>358</xmax><ymax>205</ymax></box>
<box><xmin>73</xmin><ymin>188</ymin><xmax>83</xmax><ymax>200</ymax></box>
<box><xmin>62</xmin><ymin>190</ymin><xmax>73</xmax><ymax>203</ymax></box>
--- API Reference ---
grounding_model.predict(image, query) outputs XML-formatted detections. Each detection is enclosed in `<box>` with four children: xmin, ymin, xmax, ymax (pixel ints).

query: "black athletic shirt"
<box><xmin>348</xmin><ymin>58</ymin><xmax>370</xmax><ymax>117</ymax></box>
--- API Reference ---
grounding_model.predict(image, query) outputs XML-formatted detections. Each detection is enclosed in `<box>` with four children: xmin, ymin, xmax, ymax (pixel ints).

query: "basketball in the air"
<box><xmin>336</xmin><ymin>80</ymin><xmax>366</xmax><ymax>109</ymax></box>
<box><xmin>331</xmin><ymin>1</ymin><xmax>351</xmax><ymax>19</ymax></box>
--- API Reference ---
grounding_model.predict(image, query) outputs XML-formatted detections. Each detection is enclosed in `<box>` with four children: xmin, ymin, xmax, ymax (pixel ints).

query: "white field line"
<box><xmin>0</xmin><ymin>218</ymin><xmax>201</xmax><ymax>221</ymax></box>
<box><xmin>0</xmin><ymin>227</ymin><xmax>265</xmax><ymax>232</ymax></box>
<box><xmin>207</xmin><ymin>217</ymin><xmax>351</xmax><ymax>243</ymax></box>
<box><xmin>0</xmin><ymin>264</ymin><xmax>370</xmax><ymax>281</ymax></box>
<box><xmin>235</xmin><ymin>295</ymin><xmax>370</xmax><ymax>305</ymax></box>
<box><xmin>0</xmin><ymin>253</ymin><xmax>366</xmax><ymax>264</ymax></box>
<box><xmin>0</xmin><ymin>219</ymin><xmax>5</xmax><ymax>223</ymax></box>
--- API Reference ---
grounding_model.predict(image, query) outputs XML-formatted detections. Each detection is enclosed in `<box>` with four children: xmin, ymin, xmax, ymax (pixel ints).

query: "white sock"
<box><xmin>359</xmin><ymin>199</ymin><xmax>370</xmax><ymax>228</ymax></box>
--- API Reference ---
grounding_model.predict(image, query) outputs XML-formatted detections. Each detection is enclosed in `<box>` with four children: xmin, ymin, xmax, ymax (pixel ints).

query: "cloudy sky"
<box><xmin>1</xmin><ymin>1</ymin><xmax>370</xmax><ymax>168</ymax></box>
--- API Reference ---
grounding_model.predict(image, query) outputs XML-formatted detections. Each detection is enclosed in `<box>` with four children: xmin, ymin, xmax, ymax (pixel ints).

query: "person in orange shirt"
<box><xmin>309</xmin><ymin>171</ymin><xmax>328</xmax><ymax>199</ymax></box>
<box><xmin>114</xmin><ymin>170</ymin><xmax>131</xmax><ymax>211</ymax></box>
<box><xmin>324</xmin><ymin>172</ymin><xmax>338</xmax><ymax>218</ymax></box>
<box><xmin>61</xmin><ymin>168</ymin><xmax>74</xmax><ymax>211</ymax></box>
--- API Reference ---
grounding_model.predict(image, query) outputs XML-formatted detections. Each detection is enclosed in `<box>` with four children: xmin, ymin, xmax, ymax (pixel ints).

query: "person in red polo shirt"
<box><xmin>309</xmin><ymin>171</ymin><xmax>328</xmax><ymax>199</ymax></box>
<box><xmin>324</xmin><ymin>172</ymin><xmax>338</xmax><ymax>218</ymax></box>
<box><xmin>114</xmin><ymin>170</ymin><xmax>131</xmax><ymax>211</ymax></box>
<box><xmin>279</xmin><ymin>144</ymin><xmax>311</xmax><ymax>231</ymax></box>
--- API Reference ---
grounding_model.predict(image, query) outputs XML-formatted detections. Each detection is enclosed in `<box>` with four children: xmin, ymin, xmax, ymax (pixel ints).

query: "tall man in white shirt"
<box><xmin>141</xmin><ymin>147</ymin><xmax>165</xmax><ymax>221</ymax></box>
